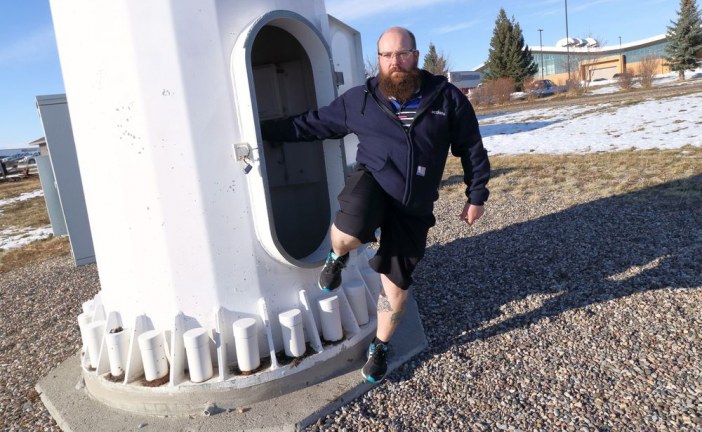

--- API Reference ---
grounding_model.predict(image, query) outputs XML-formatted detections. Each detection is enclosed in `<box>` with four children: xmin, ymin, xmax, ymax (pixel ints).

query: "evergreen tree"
<box><xmin>484</xmin><ymin>8</ymin><xmax>538</xmax><ymax>90</ymax></box>
<box><xmin>422</xmin><ymin>43</ymin><xmax>449</xmax><ymax>76</ymax></box>
<box><xmin>484</xmin><ymin>9</ymin><xmax>512</xmax><ymax>81</ymax></box>
<box><xmin>665</xmin><ymin>0</ymin><xmax>702</xmax><ymax>80</ymax></box>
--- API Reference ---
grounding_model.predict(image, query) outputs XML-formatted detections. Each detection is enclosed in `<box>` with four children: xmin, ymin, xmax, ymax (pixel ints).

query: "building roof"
<box><xmin>28</xmin><ymin>137</ymin><xmax>46</xmax><ymax>146</ymax></box>
<box><xmin>471</xmin><ymin>33</ymin><xmax>667</xmax><ymax>70</ymax></box>
<box><xmin>533</xmin><ymin>34</ymin><xmax>666</xmax><ymax>54</ymax></box>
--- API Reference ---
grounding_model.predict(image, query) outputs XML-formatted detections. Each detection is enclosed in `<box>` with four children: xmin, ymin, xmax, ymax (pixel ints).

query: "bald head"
<box><xmin>376</xmin><ymin>27</ymin><xmax>421</xmax><ymax>102</ymax></box>
<box><xmin>377</xmin><ymin>27</ymin><xmax>416</xmax><ymax>53</ymax></box>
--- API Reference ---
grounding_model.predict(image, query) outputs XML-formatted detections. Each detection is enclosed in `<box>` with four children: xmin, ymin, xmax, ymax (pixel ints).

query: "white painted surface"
<box><xmin>345</xmin><ymin>279</ymin><xmax>369</xmax><ymax>326</ymax></box>
<box><xmin>105</xmin><ymin>330</ymin><xmax>130</xmax><ymax>377</ymax></box>
<box><xmin>279</xmin><ymin>309</ymin><xmax>305</xmax><ymax>357</ymax></box>
<box><xmin>318</xmin><ymin>296</ymin><xmax>343</xmax><ymax>342</ymax></box>
<box><xmin>48</xmin><ymin>0</ymin><xmax>356</xmax><ymax>336</ymax></box>
<box><xmin>77</xmin><ymin>312</ymin><xmax>91</xmax><ymax>353</ymax></box>
<box><xmin>85</xmin><ymin>320</ymin><xmax>105</xmax><ymax>369</ymax></box>
<box><xmin>233</xmin><ymin>318</ymin><xmax>260</xmax><ymax>373</ymax></box>
<box><xmin>183</xmin><ymin>328</ymin><xmax>214</xmax><ymax>383</ymax></box>
<box><xmin>47</xmin><ymin>0</ymin><xmax>380</xmax><ymax>404</ymax></box>
<box><xmin>137</xmin><ymin>330</ymin><xmax>169</xmax><ymax>381</ymax></box>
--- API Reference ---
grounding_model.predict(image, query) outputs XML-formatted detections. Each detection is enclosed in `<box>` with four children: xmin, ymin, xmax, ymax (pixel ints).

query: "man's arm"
<box><xmin>260</xmin><ymin>95</ymin><xmax>351</xmax><ymax>143</ymax></box>
<box><xmin>449</xmin><ymin>89</ymin><xmax>490</xmax><ymax>225</ymax></box>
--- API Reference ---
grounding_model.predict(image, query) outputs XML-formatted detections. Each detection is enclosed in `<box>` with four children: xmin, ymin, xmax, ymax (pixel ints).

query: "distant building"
<box><xmin>0</xmin><ymin>144</ymin><xmax>40</xmax><ymax>158</ymax></box>
<box><xmin>476</xmin><ymin>33</ymin><xmax>682</xmax><ymax>85</ymax></box>
<box><xmin>28</xmin><ymin>137</ymin><xmax>48</xmax><ymax>156</ymax></box>
<box><xmin>447</xmin><ymin>70</ymin><xmax>483</xmax><ymax>94</ymax></box>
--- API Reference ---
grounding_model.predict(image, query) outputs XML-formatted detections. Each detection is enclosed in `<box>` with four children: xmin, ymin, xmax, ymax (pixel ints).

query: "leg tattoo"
<box><xmin>390</xmin><ymin>310</ymin><xmax>405</xmax><ymax>323</ymax></box>
<box><xmin>377</xmin><ymin>294</ymin><xmax>405</xmax><ymax>323</ymax></box>
<box><xmin>377</xmin><ymin>295</ymin><xmax>393</xmax><ymax>313</ymax></box>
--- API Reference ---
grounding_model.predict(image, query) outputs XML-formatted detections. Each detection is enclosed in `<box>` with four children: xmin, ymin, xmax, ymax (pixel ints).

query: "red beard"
<box><xmin>378</xmin><ymin>67</ymin><xmax>422</xmax><ymax>104</ymax></box>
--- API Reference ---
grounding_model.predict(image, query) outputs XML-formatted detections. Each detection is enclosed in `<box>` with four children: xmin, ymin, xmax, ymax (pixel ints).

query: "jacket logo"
<box><xmin>431</xmin><ymin>110</ymin><xmax>446</xmax><ymax>116</ymax></box>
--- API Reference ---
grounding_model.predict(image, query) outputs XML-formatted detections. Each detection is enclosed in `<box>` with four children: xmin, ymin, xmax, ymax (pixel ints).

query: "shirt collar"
<box><xmin>388</xmin><ymin>89</ymin><xmax>422</xmax><ymax>110</ymax></box>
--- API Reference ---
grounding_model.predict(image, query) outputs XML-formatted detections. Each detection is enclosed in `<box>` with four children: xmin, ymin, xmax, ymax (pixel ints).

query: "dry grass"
<box><xmin>2</xmin><ymin>149</ymin><xmax>702</xmax><ymax>272</ymax></box>
<box><xmin>638</xmin><ymin>56</ymin><xmax>659</xmax><ymax>89</ymax></box>
<box><xmin>0</xmin><ymin>195</ymin><xmax>51</xmax><ymax>229</ymax></box>
<box><xmin>443</xmin><ymin>145</ymin><xmax>702</xmax><ymax>205</ymax></box>
<box><xmin>0</xmin><ymin>176</ymin><xmax>42</xmax><ymax>200</ymax></box>
<box><xmin>617</xmin><ymin>70</ymin><xmax>636</xmax><ymax>91</ymax></box>
<box><xmin>0</xmin><ymin>175</ymin><xmax>50</xmax><ymax>230</ymax></box>
<box><xmin>0</xmin><ymin>236</ymin><xmax>70</xmax><ymax>273</ymax></box>
<box><xmin>0</xmin><ymin>176</ymin><xmax>70</xmax><ymax>272</ymax></box>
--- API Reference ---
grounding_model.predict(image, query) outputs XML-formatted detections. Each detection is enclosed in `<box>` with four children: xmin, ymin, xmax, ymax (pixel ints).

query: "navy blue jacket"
<box><xmin>261</xmin><ymin>70</ymin><xmax>490</xmax><ymax>213</ymax></box>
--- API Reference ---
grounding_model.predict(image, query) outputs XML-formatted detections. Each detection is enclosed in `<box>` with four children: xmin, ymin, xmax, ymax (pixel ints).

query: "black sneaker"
<box><xmin>318</xmin><ymin>250</ymin><xmax>349</xmax><ymax>292</ymax></box>
<box><xmin>361</xmin><ymin>342</ymin><xmax>388</xmax><ymax>383</ymax></box>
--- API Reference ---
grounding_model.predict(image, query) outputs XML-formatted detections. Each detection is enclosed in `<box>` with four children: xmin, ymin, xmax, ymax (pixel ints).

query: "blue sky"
<box><xmin>0</xmin><ymin>0</ymin><xmax>679</xmax><ymax>149</ymax></box>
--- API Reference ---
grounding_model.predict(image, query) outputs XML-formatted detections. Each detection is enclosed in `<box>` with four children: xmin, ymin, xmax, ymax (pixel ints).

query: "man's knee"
<box><xmin>331</xmin><ymin>224</ymin><xmax>362</xmax><ymax>250</ymax></box>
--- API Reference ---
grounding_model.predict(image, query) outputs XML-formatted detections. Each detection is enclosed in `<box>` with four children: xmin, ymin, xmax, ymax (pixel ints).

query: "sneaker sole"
<box><xmin>317</xmin><ymin>281</ymin><xmax>338</xmax><ymax>292</ymax></box>
<box><xmin>361</xmin><ymin>370</ymin><xmax>385</xmax><ymax>384</ymax></box>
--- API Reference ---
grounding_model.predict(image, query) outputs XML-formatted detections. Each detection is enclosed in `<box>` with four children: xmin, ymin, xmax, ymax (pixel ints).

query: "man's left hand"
<box><xmin>460</xmin><ymin>203</ymin><xmax>485</xmax><ymax>225</ymax></box>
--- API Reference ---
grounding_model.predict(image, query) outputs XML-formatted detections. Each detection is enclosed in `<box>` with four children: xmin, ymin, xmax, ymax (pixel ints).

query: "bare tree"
<box><xmin>469</xmin><ymin>77</ymin><xmax>515</xmax><ymax>106</ymax></box>
<box><xmin>617</xmin><ymin>69</ymin><xmax>635</xmax><ymax>90</ymax></box>
<box><xmin>562</xmin><ymin>35</ymin><xmax>608</xmax><ymax>91</ymax></box>
<box><xmin>638</xmin><ymin>55</ymin><xmax>659</xmax><ymax>88</ymax></box>
<box><xmin>365</xmin><ymin>56</ymin><xmax>378</xmax><ymax>78</ymax></box>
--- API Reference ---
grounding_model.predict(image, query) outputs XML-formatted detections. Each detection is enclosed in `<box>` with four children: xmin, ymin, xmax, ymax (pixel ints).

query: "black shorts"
<box><xmin>334</xmin><ymin>167</ymin><xmax>435</xmax><ymax>290</ymax></box>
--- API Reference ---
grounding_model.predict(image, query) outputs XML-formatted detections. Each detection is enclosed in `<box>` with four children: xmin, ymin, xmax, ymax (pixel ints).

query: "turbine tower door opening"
<box><xmin>251</xmin><ymin>25</ymin><xmax>331</xmax><ymax>262</ymax></box>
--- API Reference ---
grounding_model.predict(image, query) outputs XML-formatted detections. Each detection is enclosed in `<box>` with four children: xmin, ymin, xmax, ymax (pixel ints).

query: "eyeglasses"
<box><xmin>377</xmin><ymin>49</ymin><xmax>417</xmax><ymax>61</ymax></box>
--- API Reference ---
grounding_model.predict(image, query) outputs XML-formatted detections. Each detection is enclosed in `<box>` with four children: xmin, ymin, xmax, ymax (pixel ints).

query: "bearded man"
<box><xmin>261</xmin><ymin>26</ymin><xmax>490</xmax><ymax>384</ymax></box>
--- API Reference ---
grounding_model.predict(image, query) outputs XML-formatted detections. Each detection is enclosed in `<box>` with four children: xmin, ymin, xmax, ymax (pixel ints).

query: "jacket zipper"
<box><xmin>403</xmin><ymin>85</ymin><xmax>445</xmax><ymax>204</ymax></box>
<box><xmin>366</xmin><ymin>80</ymin><xmax>446</xmax><ymax>206</ymax></box>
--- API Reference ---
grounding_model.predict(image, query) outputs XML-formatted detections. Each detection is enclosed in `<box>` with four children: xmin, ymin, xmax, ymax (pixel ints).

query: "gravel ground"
<box><xmin>0</xmin><ymin>257</ymin><xmax>100</xmax><ymax>431</ymax></box>
<box><xmin>306</xmin><ymin>181</ymin><xmax>702</xmax><ymax>431</ymax></box>
<box><xmin>1</xmin><ymin>177</ymin><xmax>701</xmax><ymax>431</ymax></box>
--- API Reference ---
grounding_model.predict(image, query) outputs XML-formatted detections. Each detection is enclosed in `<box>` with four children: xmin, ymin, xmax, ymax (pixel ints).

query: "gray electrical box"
<box><xmin>36</xmin><ymin>94</ymin><xmax>95</xmax><ymax>266</ymax></box>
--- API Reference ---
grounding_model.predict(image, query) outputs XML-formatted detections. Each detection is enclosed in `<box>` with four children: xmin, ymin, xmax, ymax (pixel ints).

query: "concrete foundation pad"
<box><xmin>37</xmin><ymin>296</ymin><xmax>427</xmax><ymax>431</ymax></box>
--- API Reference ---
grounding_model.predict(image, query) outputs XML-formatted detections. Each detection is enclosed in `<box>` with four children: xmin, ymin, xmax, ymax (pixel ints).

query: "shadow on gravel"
<box><xmin>408</xmin><ymin>174</ymin><xmax>702</xmax><ymax>366</ymax></box>
<box><xmin>476</xmin><ymin>112</ymin><xmax>510</xmax><ymax>122</ymax></box>
<box><xmin>479</xmin><ymin>120</ymin><xmax>560</xmax><ymax>138</ymax></box>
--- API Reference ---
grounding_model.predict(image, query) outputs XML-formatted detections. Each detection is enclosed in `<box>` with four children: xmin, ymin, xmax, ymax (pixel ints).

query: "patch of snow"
<box><xmin>0</xmin><ymin>189</ymin><xmax>44</xmax><ymax>213</ymax></box>
<box><xmin>587</xmin><ymin>85</ymin><xmax>621</xmax><ymax>95</ymax></box>
<box><xmin>0</xmin><ymin>226</ymin><xmax>53</xmax><ymax>250</ymax></box>
<box><xmin>583</xmin><ymin>67</ymin><xmax>702</xmax><ymax>96</ymax></box>
<box><xmin>479</xmin><ymin>92</ymin><xmax>702</xmax><ymax>155</ymax></box>
<box><xmin>0</xmin><ymin>189</ymin><xmax>53</xmax><ymax>251</ymax></box>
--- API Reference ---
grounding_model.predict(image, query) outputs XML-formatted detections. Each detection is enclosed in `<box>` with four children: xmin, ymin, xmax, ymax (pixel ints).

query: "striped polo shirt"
<box><xmin>389</xmin><ymin>91</ymin><xmax>422</xmax><ymax>129</ymax></box>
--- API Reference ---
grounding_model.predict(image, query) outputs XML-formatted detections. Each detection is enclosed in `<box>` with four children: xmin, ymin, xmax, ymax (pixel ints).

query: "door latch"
<box><xmin>234</xmin><ymin>143</ymin><xmax>253</xmax><ymax>174</ymax></box>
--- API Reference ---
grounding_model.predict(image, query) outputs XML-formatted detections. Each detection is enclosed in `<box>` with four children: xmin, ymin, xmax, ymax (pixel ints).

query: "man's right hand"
<box><xmin>460</xmin><ymin>203</ymin><xmax>485</xmax><ymax>225</ymax></box>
